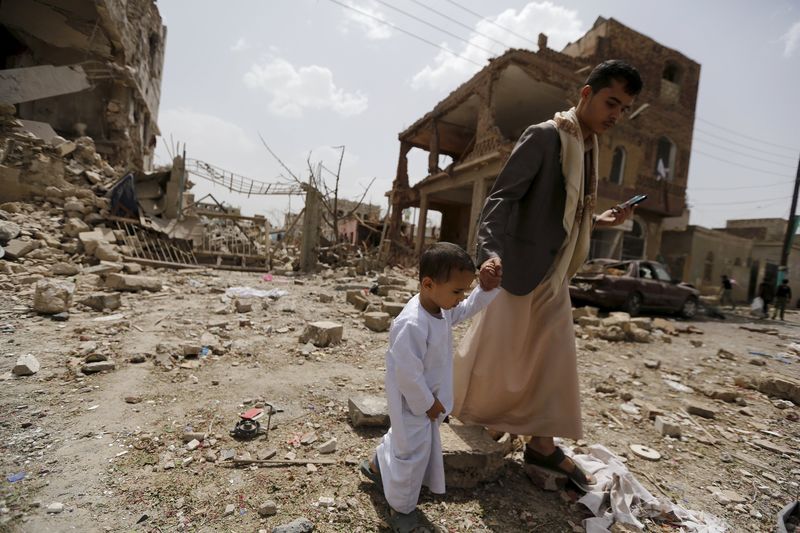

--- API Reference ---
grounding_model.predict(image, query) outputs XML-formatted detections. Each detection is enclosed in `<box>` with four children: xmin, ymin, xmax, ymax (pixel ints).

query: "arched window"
<box><xmin>703</xmin><ymin>251</ymin><xmax>714</xmax><ymax>282</ymax></box>
<box><xmin>655</xmin><ymin>136</ymin><xmax>676</xmax><ymax>180</ymax></box>
<box><xmin>622</xmin><ymin>219</ymin><xmax>646</xmax><ymax>260</ymax></box>
<box><xmin>609</xmin><ymin>146</ymin><xmax>626</xmax><ymax>185</ymax></box>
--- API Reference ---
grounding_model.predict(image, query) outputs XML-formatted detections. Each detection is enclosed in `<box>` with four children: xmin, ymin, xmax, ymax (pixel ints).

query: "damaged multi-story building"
<box><xmin>385</xmin><ymin>17</ymin><xmax>699</xmax><ymax>263</ymax></box>
<box><xmin>0</xmin><ymin>0</ymin><xmax>166</xmax><ymax>171</ymax></box>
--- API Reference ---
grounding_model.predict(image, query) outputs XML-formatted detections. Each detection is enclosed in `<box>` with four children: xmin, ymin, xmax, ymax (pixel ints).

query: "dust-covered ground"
<box><xmin>1</xmin><ymin>265</ymin><xmax>799</xmax><ymax>533</ymax></box>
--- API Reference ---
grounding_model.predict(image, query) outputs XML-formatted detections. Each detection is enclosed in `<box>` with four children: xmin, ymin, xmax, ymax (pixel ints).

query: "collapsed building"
<box><xmin>0</xmin><ymin>0</ymin><xmax>166</xmax><ymax>171</ymax></box>
<box><xmin>384</xmin><ymin>17</ymin><xmax>700</xmax><ymax>264</ymax></box>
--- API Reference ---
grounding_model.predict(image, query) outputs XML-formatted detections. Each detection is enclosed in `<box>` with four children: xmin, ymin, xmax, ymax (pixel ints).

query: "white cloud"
<box><xmin>781</xmin><ymin>20</ymin><xmax>800</xmax><ymax>57</ymax></box>
<box><xmin>243</xmin><ymin>57</ymin><xmax>368</xmax><ymax>118</ymax></box>
<box><xmin>155</xmin><ymin>108</ymin><xmax>259</xmax><ymax>171</ymax></box>
<box><xmin>339</xmin><ymin>0</ymin><xmax>392</xmax><ymax>40</ymax></box>
<box><xmin>411</xmin><ymin>1</ymin><xmax>584</xmax><ymax>92</ymax></box>
<box><xmin>230</xmin><ymin>37</ymin><xmax>251</xmax><ymax>52</ymax></box>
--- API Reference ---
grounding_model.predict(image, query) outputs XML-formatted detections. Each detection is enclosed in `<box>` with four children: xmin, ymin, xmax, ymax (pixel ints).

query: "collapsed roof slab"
<box><xmin>0</xmin><ymin>65</ymin><xmax>90</xmax><ymax>105</ymax></box>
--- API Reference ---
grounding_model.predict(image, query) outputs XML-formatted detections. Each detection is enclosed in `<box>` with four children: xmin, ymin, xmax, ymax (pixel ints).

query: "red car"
<box><xmin>569</xmin><ymin>259</ymin><xmax>700</xmax><ymax>318</ymax></box>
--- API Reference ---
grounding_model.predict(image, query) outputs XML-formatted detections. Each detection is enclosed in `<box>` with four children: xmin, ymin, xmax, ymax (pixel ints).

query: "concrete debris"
<box><xmin>572</xmin><ymin>306</ymin><xmax>599</xmax><ymax>320</ymax></box>
<box><xmin>299</xmin><ymin>321</ymin><xmax>343</xmax><ymax>347</ymax></box>
<box><xmin>364</xmin><ymin>311</ymin><xmax>391</xmax><ymax>332</ymax></box>
<box><xmin>272</xmin><ymin>517</ymin><xmax>314</xmax><ymax>533</ymax></box>
<box><xmin>757</xmin><ymin>374</ymin><xmax>800</xmax><ymax>405</ymax></box>
<box><xmin>686</xmin><ymin>401</ymin><xmax>717</xmax><ymax>419</ymax></box>
<box><xmin>81</xmin><ymin>361</ymin><xmax>116</xmax><ymax>374</ymax></box>
<box><xmin>317</xmin><ymin>437</ymin><xmax>337</xmax><ymax>454</ymax></box>
<box><xmin>440</xmin><ymin>419</ymin><xmax>511</xmax><ymax>489</ymax></box>
<box><xmin>3</xmin><ymin>239</ymin><xmax>37</xmax><ymax>260</ymax></box>
<box><xmin>0</xmin><ymin>220</ymin><xmax>21</xmax><ymax>242</ymax></box>
<box><xmin>348</xmin><ymin>396</ymin><xmax>389</xmax><ymax>428</ymax></box>
<box><xmin>33</xmin><ymin>279</ymin><xmax>74</xmax><ymax>314</ymax></box>
<box><xmin>79</xmin><ymin>293</ymin><xmax>122</xmax><ymax>312</ymax></box>
<box><xmin>12</xmin><ymin>354</ymin><xmax>40</xmax><ymax>376</ymax></box>
<box><xmin>105</xmin><ymin>273</ymin><xmax>162</xmax><ymax>292</ymax></box>
<box><xmin>258</xmin><ymin>500</ymin><xmax>278</xmax><ymax>517</ymax></box>
<box><xmin>654</xmin><ymin>415</ymin><xmax>682</xmax><ymax>437</ymax></box>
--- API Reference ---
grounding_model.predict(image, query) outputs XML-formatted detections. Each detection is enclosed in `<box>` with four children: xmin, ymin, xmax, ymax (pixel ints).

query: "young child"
<box><xmin>360</xmin><ymin>242</ymin><xmax>501</xmax><ymax>530</ymax></box>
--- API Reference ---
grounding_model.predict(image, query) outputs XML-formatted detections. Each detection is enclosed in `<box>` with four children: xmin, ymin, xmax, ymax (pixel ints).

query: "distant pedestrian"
<box><xmin>758</xmin><ymin>279</ymin><xmax>775</xmax><ymax>318</ymax></box>
<box><xmin>772</xmin><ymin>279</ymin><xmax>792</xmax><ymax>321</ymax></box>
<box><xmin>719</xmin><ymin>275</ymin><xmax>735</xmax><ymax>310</ymax></box>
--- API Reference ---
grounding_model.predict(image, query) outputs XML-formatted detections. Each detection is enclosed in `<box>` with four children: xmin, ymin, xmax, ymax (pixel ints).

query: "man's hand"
<box><xmin>426</xmin><ymin>397</ymin><xmax>445</xmax><ymax>421</ymax></box>
<box><xmin>594</xmin><ymin>205</ymin><xmax>634</xmax><ymax>227</ymax></box>
<box><xmin>479</xmin><ymin>257</ymin><xmax>502</xmax><ymax>290</ymax></box>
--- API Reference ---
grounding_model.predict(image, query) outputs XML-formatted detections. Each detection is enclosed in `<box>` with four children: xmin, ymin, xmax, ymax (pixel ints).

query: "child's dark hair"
<box><xmin>585</xmin><ymin>59</ymin><xmax>643</xmax><ymax>96</ymax></box>
<box><xmin>419</xmin><ymin>242</ymin><xmax>475</xmax><ymax>282</ymax></box>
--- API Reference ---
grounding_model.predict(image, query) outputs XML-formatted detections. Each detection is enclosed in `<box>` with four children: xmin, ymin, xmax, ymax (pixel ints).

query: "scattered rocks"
<box><xmin>0</xmin><ymin>220</ymin><xmax>21</xmax><ymax>242</ymax></box>
<box><xmin>757</xmin><ymin>374</ymin><xmax>800</xmax><ymax>405</ymax></box>
<box><xmin>654</xmin><ymin>415</ymin><xmax>682</xmax><ymax>438</ymax></box>
<box><xmin>572</xmin><ymin>306</ymin><xmax>598</xmax><ymax>321</ymax></box>
<box><xmin>79</xmin><ymin>292</ymin><xmax>121</xmax><ymax>311</ymax></box>
<box><xmin>3</xmin><ymin>239</ymin><xmax>37</xmax><ymax>260</ymax></box>
<box><xmin>717</xmin><ymin>348</ymin><xmax>736</xmax><ymax>360</ymax></box>
<box><xmin>81</xmin><ymin>360</ymin><xmax>116</xmax><ymax>374</ymax></box>
<box><xmin>440</xmin><ymin>420</ymin><xmax>510</xmax><ymax>488</ymax></box>
<box><xmin>46</xmin><ymin>502</ymin><xmax>64</xmax><ymax>514</ymax></box>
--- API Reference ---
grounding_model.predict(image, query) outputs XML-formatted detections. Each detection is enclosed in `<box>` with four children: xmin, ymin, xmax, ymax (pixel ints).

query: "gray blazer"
<box><xmin>476</xmin><ymin>122</ymin><xmax>567</xmax><ymax>296</ymax></box>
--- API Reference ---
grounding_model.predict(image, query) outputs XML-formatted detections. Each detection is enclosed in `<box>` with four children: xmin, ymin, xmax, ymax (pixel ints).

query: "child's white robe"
<box><xmin>376</xmin><ymin>286</ymin><xmax>498</xmax><ymax>513</ymax></box>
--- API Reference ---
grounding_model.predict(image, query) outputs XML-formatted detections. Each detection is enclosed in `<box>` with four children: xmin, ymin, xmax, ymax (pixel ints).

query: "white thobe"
<box><xmin>376</xmin><ymin>286</ymin><xmax>499</xmax><ymax>513</ymax></box>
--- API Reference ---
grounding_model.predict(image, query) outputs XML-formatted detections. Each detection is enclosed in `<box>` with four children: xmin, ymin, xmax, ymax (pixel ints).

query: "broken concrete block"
<box><xmin>652</xmin><ymin>318</ymin><xmax>677</xmax><ymax>335</ymax></box>
<box><xmin>272</xmin><ymin>518</ymin><xmax>314</xmax><ymax>533</ymax></box>
<box><xmin>717</xmin><ymin>348</ymin><xmax>736</xmax><ymax>360</ymax></box>
<box><xmin>235</xmin><ymin>300</ymin><xmax>253</xmax><ymax>313</ymax></box>
<box><xmin>79</xmin><ymin>292</ymin><xmax>121</xmax><ymax>311</ymax></box>
<box><xmin>84</xmin><ymin>261</ymin><xmax>123</xmax><ymax>275</ymax></box>
<box><xmin>654</xmin><ymin>415</ymin><xmax>682</xmax><ymax>437</ymax></box>
<box><xmin>122</xmin><ymin>262</ymin><xmax>142</xmax><ymax>274</ymax></box>
<box><xmin>441</xmin><ymin>420</ymin><xmax>511</xmax><ymax>489</ymax></box>
<box><xmin>364</xmin><ymin>312</ymin><xmax>391</xmax><ymax>332</ymax></box>
<box><xmin>181</xmin><ymin>343</ymin><xmax>201</xmax><ymax>357</ymax></box>
<box><xmin>3</xmin><ymin>239</ymin><xmax>36</xmax><ymax>260</ymax></box>
<box><xmin>13</xmin><ymin>354</ymin><xmax>40</xmax><ymax>376</ymax></box>
<box><xmin>624</xmin><ymin>323</ymin><xmax>652</xmax><ymax>343</ymax></box>
<box><xmin>686</xmin><ymin>401</ymin><xmax>717</xmax><ymax>419</ymax></box>
<box><xmin>299</xmin><ymin>321</ymin><xmax>343</xmax><ymax>347</ymax></box>
<box><xmin>105</xmin><ymin>273</ymin><xmax>162</xmax><ymax>292</ymax></box>
<box><xmin>63</xmin><ymin>217</ymin><xmax>90</xmax><ymax>238</ymax></box>
<box><xmin>318</xmin><ymin>293</ymin><xmax>334</xmax><ymax>303</ymax></box>
<box><xmin>643</xmin><ymin>404</ymin><xmax>665</xmax><ymax>421</ymax></box>
<box><xmin>524</xmin><ymin>462</ymin><xmax>568</xmax><ymax>491</ymax></box>
<box><xmin>63</xmin><ymin>198</ymin><xmax>86</xmax><ymax>214</ymax></box>
<box><xmin>577</xmin><ymin>316</ymin><xmax>601</xmax><ymax>327</ymax></box>
<box><xmin>757</xmin><ymin>374</ymin><xmax>800</xmax><ymax>405</ymax></box>
<box><xmin>81</xmin><ymin>360</ymin><xmax>116</xmax><ymax>374</ymax></box>
<box><xmin>348</xmin><ymin>396</ymin><xmax>389</xmax><ymax>428</ymax></box>
<box><xmin>258</xmin><ymin>500</ymin><xmax>278</xmax><ymax>517</ymax></box>
<box><xmin>709</xmin><ymin>389</ymin><xmax>739</xmax><ymax>403</ymax></box>
<box><xmin>33</xmin><ymin>279</ymin><xmax>74</xmax><ymax>314</ymax></box>
<box><xmin>94</xmin><ymin>242</ymin><xmax>122</xmax><ymax>262</ymax></box>
<box><xmin>78</xmin><ymin>231</ymin><xmax>107</xmax><ymax>256</ymax></box>
<box><xmin>0</xmin><ymin>220</ymin><xmax>21</xmax><ymax>242</ymax></box>
<box><xmin>572</xmin><ymin>306</ymin><xmax>598</xmax><ymax>321</ymax></box>
<box><xmin>599</xmin><ymin>325</ymin><xmax>626</xmax><ymax>342</ymax></box>
<box><xmin>51</xmin><ymin>262</ymin><xmax>80</xmax><ymax>276</ymax></box>
<box><xmin>346</xmin><ymin>290</ymin><xmax>369</xmax><ymax>311</ymax></box>
<box><xmin>381</xmin><ymin>301</ymin><xmax>405</xmax><ymax>317</ymax></box>
<box><xmin>630</xmin><ymin>317</ymin><xmax>652</xmax><ymax>330</ymax></box>
<box><xmin>317</xmin><ymin>438</ymin><xmax>337</xmax><ymax>454</ymax></box>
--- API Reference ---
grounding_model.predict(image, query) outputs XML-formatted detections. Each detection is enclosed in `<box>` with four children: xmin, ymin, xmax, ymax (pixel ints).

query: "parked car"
<box><xmin>569</xmin><ymin>259</ymin><xmax>700</xmax><ymax>318</ymax></box>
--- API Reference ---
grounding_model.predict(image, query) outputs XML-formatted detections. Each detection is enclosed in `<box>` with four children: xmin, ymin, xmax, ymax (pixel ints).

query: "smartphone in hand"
<box><xmin>618</xmin><ymin>194</ymin><xmax>647</xmax><ymax>209</ymax></box>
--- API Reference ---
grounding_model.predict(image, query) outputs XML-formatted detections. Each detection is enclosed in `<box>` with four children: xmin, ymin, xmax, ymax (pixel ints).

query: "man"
<box><xmin>720</xmin><ymin>274</ymin><xmax>735</xmax><ymax>310</ymax></box>
<box><xmin>452</xmin><ymin>60</ymin><xmax>642</xmax><ymax>489</ymax></box>
<box><xmin>758</xmin><ymin>279</ymin><xmax>774</xmax><ymax>319</ymax></box>
<box><xmin>773</xmin><ymin>279</ymin><xmax>792</xmax><ymax>321</ymax></box>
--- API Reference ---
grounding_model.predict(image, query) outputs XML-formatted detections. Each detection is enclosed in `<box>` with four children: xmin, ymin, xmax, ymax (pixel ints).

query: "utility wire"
<box><xmin>691</xmin><ymin>149</ymin><xmax>793</xmax><ymax>178</ymax></box>
<box><xmin>692</xmin><ymin>137</ymin><xmax>796</xmax><ymax>169</ymax></box>
<box><xmin>372</xmin><ymin>0</ymin><xmax>497</xmax><ymax>56</ymax></box>
<box><xmin>405</xmin><ymin>0</ymin><xmax>518</xmax><ymax>51</ymax></box>
<box><xmin>326</xmin><ymin>0</ymin><xmax>483</xmax><ymax>67</ymax></box>
<box><xmin>690</xmin><ymin>179</ymin><xmax>794</xmax><ymax>191</ymax></box>
<box><xmin>690</xmin><ymin>195</ymin><xmax>787</xmax><ymax>206</ymax></box>
<box><xmin>694</xmin><ymin>127</ymin><xmax>797</xmax><ymax>161</ymax></box>
<box><xmin>441</xmin><ymin>0</ymin><xmax>540</xmax><ymax>48</ymax></box>
<box><xmin>696</xmin><ymin>117</ymin><xmax>798</xmax><ymax>152</ymax></box>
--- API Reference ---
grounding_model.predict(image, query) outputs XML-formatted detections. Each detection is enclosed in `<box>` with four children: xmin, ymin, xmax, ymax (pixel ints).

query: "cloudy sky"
<box><xmin>154</xmin><ymin>0</ymin><xmax>800</xmax><ymax>229</ymax></box>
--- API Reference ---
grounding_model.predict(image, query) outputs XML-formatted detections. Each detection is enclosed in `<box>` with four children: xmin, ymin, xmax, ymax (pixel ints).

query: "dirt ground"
<box><xmin>1</xmin><ymin>266</ymin><xmax>799</xmax><ymax>533</ymax></box>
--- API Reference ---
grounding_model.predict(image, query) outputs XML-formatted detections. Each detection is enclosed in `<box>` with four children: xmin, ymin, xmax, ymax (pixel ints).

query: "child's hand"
<box><xmin>426</xmin><ymin>397</ymin><xmax>445</xmax><ymax>421</ymax></box>
<box><xmin>479</xmin><ymin>257</ymin><xmax>502</xmax><ymax>291</ymax></box>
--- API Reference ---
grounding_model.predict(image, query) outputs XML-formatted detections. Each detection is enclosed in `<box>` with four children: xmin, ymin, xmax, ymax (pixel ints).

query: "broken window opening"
<box><xmin>654</xmin><ymin>136</ymin><xmax>676</xmax><ymax>181</ymax></box>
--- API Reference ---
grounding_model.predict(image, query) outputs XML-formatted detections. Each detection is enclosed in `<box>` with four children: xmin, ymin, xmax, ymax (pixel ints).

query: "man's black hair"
<box><xmin>585</xmin><ymin>60</ymin><xmax>643</xmax><ymax>96</ymax></box>
<box><xmin>419</xmin><ymin>242</ymin><xmax>475</xmax><ymax>282</ymax></box>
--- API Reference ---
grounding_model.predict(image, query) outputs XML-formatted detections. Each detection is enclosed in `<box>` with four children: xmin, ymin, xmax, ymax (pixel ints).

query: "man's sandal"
<box><xmin>359</xmin><ymin>457</ymin><xmax>382</xmax><ymax>486</ymax></box>
<box><xmin>388</xmin><ymin>509</ymin><xmax>432</xmax><ymax>533</ymax></box>
<box><xmin>524</xmin><ymin>445</ymin><xmax>595</xmax><ymax>492</ymax></box>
